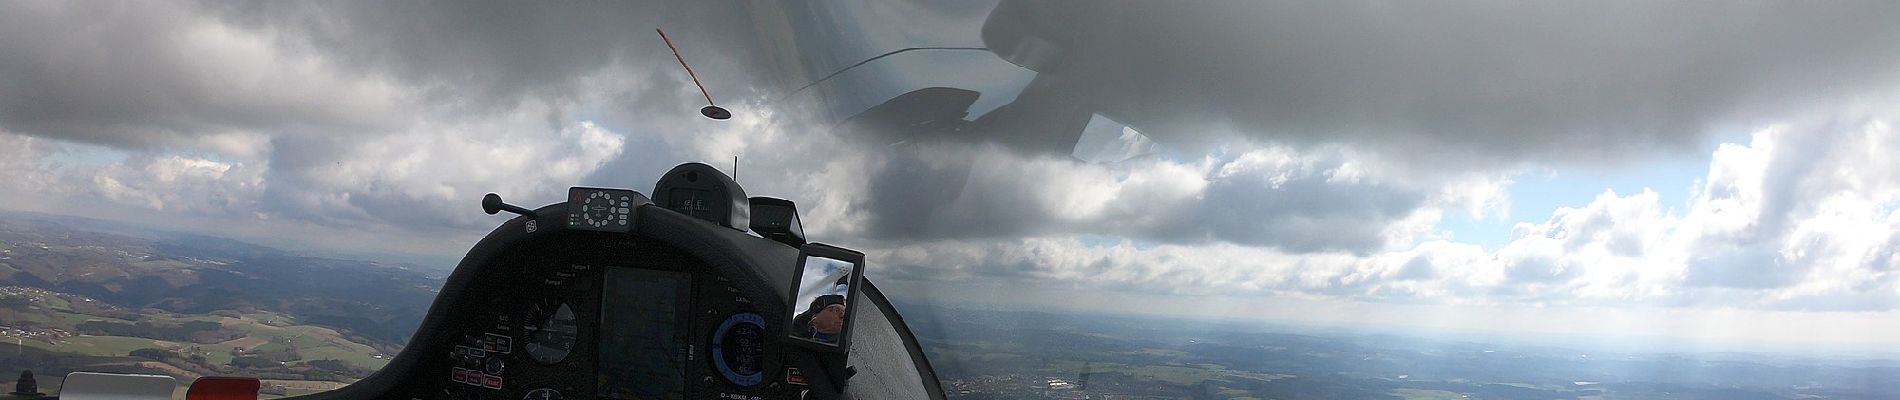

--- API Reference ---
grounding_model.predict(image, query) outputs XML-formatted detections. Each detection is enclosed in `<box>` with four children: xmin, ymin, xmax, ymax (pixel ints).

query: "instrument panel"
<box><xmin>288</xmin><ymin>165</ymin><xmax>942</xmax><ymax>400</ymax></box>
<box><xmin>430</xmin><ymin>233</ymin><xmax>797</xmax><ymax>400</ymax></box>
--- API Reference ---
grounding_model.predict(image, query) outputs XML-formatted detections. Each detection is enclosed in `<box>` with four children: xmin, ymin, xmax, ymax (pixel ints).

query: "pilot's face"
<box><xmin>813</xmin><ymin>303</ymin><xmax>846</xmax><ymax>334</ymax></box>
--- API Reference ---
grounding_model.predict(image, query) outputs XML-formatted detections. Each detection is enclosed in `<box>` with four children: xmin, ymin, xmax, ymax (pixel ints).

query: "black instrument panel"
<box><xmin>429</xmin><ymin>232</ymin><xmax>798</xmax><ymax>400</ymax></box>
<box><xmin>291</xmin><ymin>167</ymin><xmax>942</xmax><ymax>400</ymax></box>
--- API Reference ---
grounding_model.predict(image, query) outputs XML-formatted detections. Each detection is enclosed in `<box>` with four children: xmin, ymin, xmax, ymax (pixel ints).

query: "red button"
<box><xmin>786</xmin><ymin>368</ymin><xmax>808</xmax><ymax>386</ymax></box>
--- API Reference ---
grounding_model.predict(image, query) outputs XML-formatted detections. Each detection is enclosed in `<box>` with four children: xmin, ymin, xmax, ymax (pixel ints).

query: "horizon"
<box><xmin>10</xmin><ymin>205</ymin><xmax>1892</xmax><ymax>361</ymax></box>
<box><xmin>3</xmin><ymin>0</ymin><xmax>1900</xmax><ymax>376</ymax></box>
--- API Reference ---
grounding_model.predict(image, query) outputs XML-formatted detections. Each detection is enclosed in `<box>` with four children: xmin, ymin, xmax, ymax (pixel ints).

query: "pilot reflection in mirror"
<box><xmin>793</xmin><ymin>294</ymin><xmax>846</xmax><ymax>344</ymax></box>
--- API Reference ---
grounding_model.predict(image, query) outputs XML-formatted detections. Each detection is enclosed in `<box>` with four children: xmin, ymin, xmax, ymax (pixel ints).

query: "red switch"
<box><xmin>187</xmin><ymin>376</ymin><xmax>261</xmax><ymax>400</ymax></box>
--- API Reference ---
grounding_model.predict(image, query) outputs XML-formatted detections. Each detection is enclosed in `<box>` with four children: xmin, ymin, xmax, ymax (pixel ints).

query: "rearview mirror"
<box><xmin>787</xmin><ymin>243</ymin><xmax>865</xmax><ymax>352</ymax></box>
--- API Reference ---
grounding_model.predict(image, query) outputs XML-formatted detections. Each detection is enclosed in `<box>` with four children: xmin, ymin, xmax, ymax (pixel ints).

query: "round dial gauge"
<box><xmin>521</xmin><ymin>299</ymin><xmax>578</xmax><ymax>365</ymax></box>
<box><xmin>521</xmin><ymin>388</ymin><xmax>563</xmax><ymax>400</ymax></box>
<box><xmin>711</xmin><ymin>312</ymin><xmax>767</xmax><ymax>387</ymax></box>
<box><xmin>581</xmin><ymin>191</ymin><xmax>624</xmax><ymax>228</ymax></box>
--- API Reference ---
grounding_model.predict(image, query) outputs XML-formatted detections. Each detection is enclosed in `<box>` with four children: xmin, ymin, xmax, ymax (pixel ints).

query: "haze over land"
<box><xmin>906</xmin><ymin>304</ymin><xmax>1900</xmax><ymax>400</ymax></box>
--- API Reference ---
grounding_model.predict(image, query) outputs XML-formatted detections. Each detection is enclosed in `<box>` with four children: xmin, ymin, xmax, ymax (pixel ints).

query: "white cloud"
<box><xmin>875</xmin><ymin>115</ymin><xmax>1900</xmax><ymax>311</ymax></box>
<box><xmin>0</xmin><ymin>0</ymin><xmax>409</xmax><ymax>149</ymax></box>
<box><xmin>0</xmin><ymin>131</ymin><xmax>66</xmax><ymax>206</ymax></box>
<box><xmin>90</xmin><ymin>155</ymin><xmax>263</xmax><ymax>214</ymax></box>
<box><xmin>264</xmin><ymin>106</ymin><xmax>628</xmax><ymax>230</ymax></box>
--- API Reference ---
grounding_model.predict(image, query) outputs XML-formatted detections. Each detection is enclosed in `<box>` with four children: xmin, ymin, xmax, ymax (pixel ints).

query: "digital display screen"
<box><xmin>789</xmin><ymin>255</ymin><xmax>856</xmax><ymax>347</ymax></box>
<box><xmin>666</xmin><ymin>188</ymin><xmax>715</xmax><ymax>219</ymax></box>
<box><xmin>598</xmin><ymin>267</ymin><xmax>690</xmax><ymax>399</ymax></box>
<box><xmin>752</xmin><ymin>204</ymin><xmax>794</xmax><ymax>229</ymax></box>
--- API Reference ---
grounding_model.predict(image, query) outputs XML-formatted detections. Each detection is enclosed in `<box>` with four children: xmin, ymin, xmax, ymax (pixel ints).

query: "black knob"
<box><xmin>482</xmin><ymin>193</ymin><xmax>536</xmax><ymax>218</ymax></box>
<box><xmin>11</xmin><ymin>370</ymin><xmax>41</xmax><ymax>396</ymax></box>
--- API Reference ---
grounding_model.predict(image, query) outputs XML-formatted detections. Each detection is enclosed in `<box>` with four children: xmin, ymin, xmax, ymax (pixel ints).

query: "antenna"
<box><xmin>657</xmin><ymin>28</ymin><xmax>731</xmax><ymax>120</ymax></box>
<box><xmin>732</xmin><ymin>156</ymin><xmax>740</xmax><ymax>181</ymax></box>
<box><xmin>780</xmin><ymin>47</ymin><xmax>989</xmax><ymax>100</ymax></box>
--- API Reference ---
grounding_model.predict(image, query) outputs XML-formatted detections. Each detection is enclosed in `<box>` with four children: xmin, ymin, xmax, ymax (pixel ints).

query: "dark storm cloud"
<box><xmin>0</xmin><ymin>1</ymin><xmax>398</xmax><ymax>148</ymax></box>
<box><xmin>201</xmin><ymin>2</ymin><xmax>735</xmax><ymax>109</ymax></box>
<box><xmin>0</xmin><ymin>0</ymin><xmax>777</xmax><ymax>149</ymax></box>
<box><xmin>842</xmin><ymin>141</ymin><xmax>1442</xmax><ymax>253</ymax></box>
<box><xmin>722</xmin><ymin>0</ymin><xmax>1900</xmax><ymax>250</ymax></box>
<box><xmin>0</xmin><ymin>0</ymin><xmax>791</xmax><ymax>238</ymax></box>
<box><xmin>10</xmin><ymin>0</ymin><xmax>1900</xmax><ymax>163</ymax></box>
<box><xmin>980</xmin><ymin>0</ymin><xmax>1900</xmax><ymax>165</ymax></box>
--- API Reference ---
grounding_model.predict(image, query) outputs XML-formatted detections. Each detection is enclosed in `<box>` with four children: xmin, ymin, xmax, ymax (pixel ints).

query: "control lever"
<box><xmin>8</xmin><ymin>370</ymin><xmax>44</xmax><ymax>399</ymax></box>
<box><xmin>482</xmin><ymin>193</ymin><xmax>536</xmax><ymax>218</ymax></box>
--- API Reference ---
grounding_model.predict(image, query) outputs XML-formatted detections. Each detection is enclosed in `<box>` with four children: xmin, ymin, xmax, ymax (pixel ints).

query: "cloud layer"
<box><xmin>988</xmin><ymin>0</ymin><xmax>1900</xmax><ymax>167</ymax></box>
<box><xmin>1</xmin><ymin>0</ymin><xmax>1898</xmax><ymax>315</ymax></box>
<box><xmin>871</xmin><ymin>117</ymin><xmax>1900</xmax><ymax>311</ymax></box>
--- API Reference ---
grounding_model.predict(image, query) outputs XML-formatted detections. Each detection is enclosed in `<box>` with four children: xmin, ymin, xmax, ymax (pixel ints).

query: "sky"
<box><xmin>4</xmin><ymin>0</ymin><xmax>1900</xmax><ymax>351</ymax></box>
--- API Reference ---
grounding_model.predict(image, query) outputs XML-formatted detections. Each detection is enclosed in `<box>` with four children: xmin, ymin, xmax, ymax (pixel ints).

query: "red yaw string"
<box><xmin>657</xmin><ymin>28</ymin><xmax>716</xmax><ymax>106</ymax></box>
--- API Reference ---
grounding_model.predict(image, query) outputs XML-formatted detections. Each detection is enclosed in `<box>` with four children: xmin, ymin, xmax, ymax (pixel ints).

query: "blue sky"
<box><xmin>1440</xmin><ymin>140</ymin><xmax>1725</xmax><ymax>250</ymax></box>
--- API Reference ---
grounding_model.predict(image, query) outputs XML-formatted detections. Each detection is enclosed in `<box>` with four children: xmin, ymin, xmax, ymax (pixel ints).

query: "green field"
<box><xmin>0</xmin><ymin>287</ymin><xmax>386</xmax><ymax>397</ymax></box>
<box><xmin>10</xmin><ymin>309</ymin><xmax>385</xmax><ymax>370</ymax></box>
<box><xmin>15</xmin><ymin>334</ymin><xmax>161</xmax><ymax>358</ymax></box>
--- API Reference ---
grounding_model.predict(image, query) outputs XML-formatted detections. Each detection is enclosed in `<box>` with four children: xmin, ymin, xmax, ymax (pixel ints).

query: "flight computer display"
<box><xmin>597</xmin><ymin>267</ymin><xmax>692</xmax><ymax>399</ymax></box>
